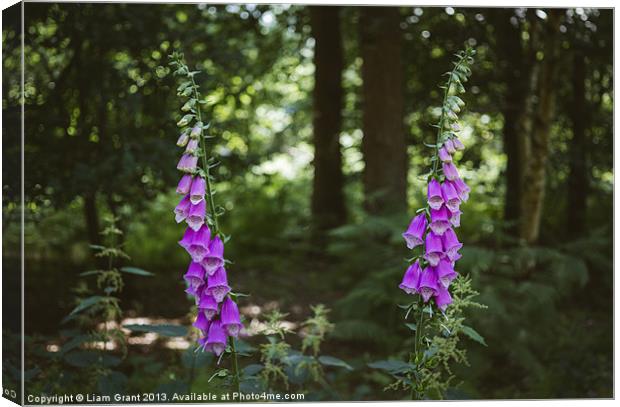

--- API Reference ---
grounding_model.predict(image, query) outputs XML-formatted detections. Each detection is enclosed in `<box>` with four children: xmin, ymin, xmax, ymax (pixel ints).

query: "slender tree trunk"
<box><xmin>360</xmin><ymin>7</ymin><xmax>407</xmax><ymax>215</ymax></box>
<box><xmin>310</xmin><ymin>6</ymin><xmax>347</xmax><ymax>233</ymax></box>
<box><xmin>567</xmin><ymin>51</ymin><xmax>588</xmax><ymax>238</ymax></box>
<box><xmin>492</xmin><ymin>9</ymin><xmax>530</xmax><ymax>236</ymax></box>
<box><xmin>83</xmin><ymin>193</ymin><xmax>101</xmax><ymax>246</ymax></box>
<box><xmin>519</xmin><ymin>11</ymin><xmax>561</xmax><ymax>243</ymax></box>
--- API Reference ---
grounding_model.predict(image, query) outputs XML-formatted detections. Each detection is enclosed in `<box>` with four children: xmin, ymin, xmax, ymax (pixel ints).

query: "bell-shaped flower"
<box><xmin>205</xmin><ymin>320</ymin><xmax>227</xmax><ymax>356</ymax></box>
<box><xmin>176</xmin><ymin>174</ymin><xmax>193</xmax><ymax>195</ymax></box>
<box><xmin>207</xmin><ymin>267</ymin><xmax>231</xmax><ymax>303</ymax></box>
<box><xmin>192</xmin><ymin>311</ymin><xmax>210</xmax><ymax>331</ymax></box>
<box><xmin>402</xmin><ymin>213</ymin><xmax>427</xmax><ymax>249</ymax></box>
<box><xmin>452</xmin><ymin>138</ymin><xmax>465</xmax><ymax>151</ymax></box>
<box><xmin>435</xmin><ymin>259</ymin><xmax>458</xmax><ymax>289</ymax></box>
<box><xmin>174</xmin><ymin>195</ymin><xmax>191</xmax><ymax>223</ymax></box>
<box><xmin>399</xmin><ymin>261</ymin><xmax>422</xmax><ymax>295</ymax></box>
<box><xmin>448</xmin><ymin>209</ymin><xmax>461</xmax><ymax>228</ymax></box>
<box><xmin>453</xmin><ymin>178</ymin><xmax>470</xmax><ymax>202</ymax></box>
<box><xmin>434</xmin><ymin>285</ymin><xmax>453</xmax><ymax>311</ymax></box>
<box><xmin>188</xmin><ymin>225</ymin><xmax>211</xmax><ymax>262</ymax></box>
<box><xmin>418</xmin><ymin>267</ymin><xmax>439</xmax><ymax>302</ymax></box>
<box><xmin>430</xmin><ymin>206</ymin><xmax>450</xmax><ymax>235</ymax></box>
<box><xmin>427</xmin><ymin>179</ymin><xmax>444</xmax><ymax>210</ymax></box>
<box><xmin>441</xmin><ymin>182</ymin><xmax>461</xmax><ymax>213</ymax></box>
<box><xmin>185</xmin><ymin>138</ymin><xmax>200</xmax><ymax>155</ymax></box>
<box><xmin>178</xmin><ymin>227</ymin><xmax>196</xmax><ymax>250</ymax></box>
<box><xmin>442</xmin><ymin>228</ymin><xmax>463</xmax><ymax>262</ymax></box>
<box><xmin>444</xmin><ymin>139</ymin><xmax>456</xmax><ymax>154</ymax></box>
<box><xmin>442</xmin><ymin>162</ymin><xmax>459</xmax><ymax>181</ymax></box>
<box><xmin>221</xmin><ymin>297</ymin><xmax>243</xmax><ymax>337</ymax></box>
<box><xmin>183</xmin><ymin>262</ymin><xmax>205</xmax><ymax>289</ymax></box>
<box><xmin>438</xmin><ymin>146</ymin><xmax>452</xmax><ymax>163</ymax></box>
<box><xmin>177</xmin><ymin>154</ymin><xmax>198</xmax><ymax>172</ymax></box>
<box><xmin>424</xmin><ymin>231</ymin><xmax>444</xmax><ymax>267</ymax></box>
<box><xmin>185</xmin><ymin>282</ymin><xmax>203</xmax><ymax>300</ymax></box>
<box><xmin>190</xmin><ymin>125</ymin><xmax>201</xmax><ymax>138</ymax></box>
<box><xmin>190</xmin><ymin>177</ymin><xmax>206</xmax><ymax>205</ymax></box>
<box><xmin>187</xmin><ymin>200</ymin><xmax>206</xmax><ymax>231</ymax></box>
<box><xmin>202</xmin><ymin>235</ymin><xmax>225</xmax><ymax>276</ymax></box>
<box><xmin>199</xmin><ymin>293</ymin><xmax>219</xmax><ymax>321</ymax></box>
<box><xmin>176</xmin><ymin>131</ymin><xmax>190</xmax><ymax>147</ymax></box>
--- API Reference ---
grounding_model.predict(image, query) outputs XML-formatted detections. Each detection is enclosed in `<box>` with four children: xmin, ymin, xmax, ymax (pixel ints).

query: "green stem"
<box><xmin>186</xmin><ymin>64</ymin><xmax>240</xmax><ymax>394</ymax></box>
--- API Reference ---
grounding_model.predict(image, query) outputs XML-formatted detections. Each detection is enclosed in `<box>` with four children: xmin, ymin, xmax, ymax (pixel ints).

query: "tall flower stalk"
<box><xmin>397</xmin><ymin>47</ymin><xmax>479</xmax><ymax>399</ymax></box>
<box><xmin>169</xmin><ymin>51</ymin><xmax>242</xmax><ymax>392</ymax></box>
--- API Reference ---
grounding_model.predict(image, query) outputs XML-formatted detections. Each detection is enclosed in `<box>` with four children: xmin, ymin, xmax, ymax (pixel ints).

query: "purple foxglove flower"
<box><xmin>441</xmin><ymin>182</ymin><xmax>461</xmax><ymax>213</ymax></box>
<box><xmin>202</xmin><ymin>235</ymin><xmax>225</xmax><ymax>276</ymax></box>
<box><xmin>185</xmin><ymin>283</ymin><xmax>203</xmax><ymax>300</ymax></box>
<box><xmin>176</xmin><ymin>174</ymin><xmax>193</xmax><ymax>194</ymax></box>
<box><xmin>187</xmin><ymin>200</ymin><xmax>206</xmax><ymax>231</ymax></box>
<box><xmin>185</xmin><ymin>138</ymin><xmax>200</xmax><ymax>155</ymax></box>
<box><xmin>424</xmin><ymin>232</ymin><xmax>444</xmax><ymax>267</ymax></box>
<box><xmin>190</xmin><ymin>177</ymin><xmax>206</xmax><ymax>205</ymax></box>
<box><xmin>207</xmin><ymin>267</ymin><xmax>231</xmax><ymax>303</ymax></box>
<box><xmin>221</xmin><ymin>297</ymin><xmax>243</xmax><ymax>337</ymax></box>
<box><xmin>448</xmin><ymin>209</ymin><xmax>461</xmax><ymax>228</ymax></box>
<box><xmin>399</xmin><ymin>261</ymin><xmax>422</xmax><ymax>295</ymax></box>
<box><xmin>183</xmin><ymin>262</ymin><xmax>205</xmax><ymax>288</ymax></box>
<box><xmin>197</xmin><ymin>335</ymin><xmax>208</xmax><ymax>349</ymax></box>
<box><xmin>452</xmin><ymin>137</ymin><xmax>465</xmax><ymax>151</ymax></box>
<box><xmin>438</xmin><ymin>146</ymin><xmax>452</xmax><ymax>163</ymax></box>
<box><xmin>199</xmin><ymin>293</ymin><xmax>219</xmax><ymax>321</ymax></box>
<box><xmin>177</xmin><ymin>154</ymin><xmax>198</xmax><ymax>172</ymax></box>
<box><xmin>442</xmin><ymin>228</ymin><xmax>463</xmax><ymax>262</ymax></box>
<box><xmin>192</xmin><ymin>311</ymin><xmax>210</xmax><ymax>331</ymax></box>
<box><xmin>178</xmin><ymin>227</ymin><xmax>196</xmax><ymax>250</ymax></box>
<box><xmin>174</xmin><ymin>195</ymin><xmax>191</xmax><ymax>223</ymax></box>
<box><xmin>452</xmin><ymin>177</ymin><xmax>470</xmax><ymax>202</ymax></box>
<box><xmin>427</xmin><ymin>179</ymin><xmax>444</xmax><ymax>210</ymax></box>
<box><xmin>435</xmin><ymin>259</ymin><xmax>457</xmax><ymax>288</ymax></box>
<box><xmin>188</xmin><ymin>225</ymin><xmax>211</xmax><ymax>262</ymax></box>
<box><xmin>177</xmin><ymin>131</ymin><xmax>190</xmax><ymax>147</ymax></box>
<box><xmin>451</xmin><ymin>122</ymin><xmax>461</xmax><ymax>132</ymax></box>
<box><xmin>418</xmin><ymin>267</ymin><xmax>438</xmax><ymax>302</ymax></box>
<box><xmin>442</xmin><ymin>162</ymin><xmax>459</xmax><ymax>181</ymax></box>
<box><xmin>430</xmin><ymin>206</ymin><xmax>450</xmax><ymax>235</ymax></box>
<box><xmin>402</xmin><ymin>213</ymin><xmax>427</xmax><ymax>249</ymax></box>
<box><xmin>190</xmin><ymin>125</ymin><xmax>201</xmax><ymax>138</ymax></box>
<box><xmin>434</xmin><ymin>285</ymin><xmax>453</xmax><ymax>311</ymax></box>
<box><xmin>205</xmin><ymin>320</ymin><xmax>227</xmax><ymax>356</ymax></box>
<box><xmin>444</xmin><ymin>139</ymin><xmax>456</xmax><ymax>154</ymax></box>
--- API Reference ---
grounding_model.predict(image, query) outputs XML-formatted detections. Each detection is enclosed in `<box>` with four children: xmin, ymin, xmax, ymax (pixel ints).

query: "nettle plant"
<box><xmin>370</xmin><ymin>47</ymin><xmax>486</xmax><ymax>400</ymax></box>
<box><xmin>169</xmin><ymin>52</ymin><xmax>244</xmax><ymax>391</ymax></box>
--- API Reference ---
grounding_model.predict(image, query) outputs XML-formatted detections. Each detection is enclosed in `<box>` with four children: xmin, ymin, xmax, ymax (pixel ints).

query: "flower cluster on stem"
<box><xmin>399</xmin><ymin>48</ymin><xmax>475</xmax><ymax>311</ymax></box>
<box><xmin>169</xmin><ymin>51</ymin><xmax>241</xmax><ymax>390</ymax></box>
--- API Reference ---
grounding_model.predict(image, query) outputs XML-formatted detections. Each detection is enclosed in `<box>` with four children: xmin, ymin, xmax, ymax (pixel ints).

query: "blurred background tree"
<box><xmin>2</xmin><ymin>3</ymin><xmax>613</xmax><ymax>400</ymax></box>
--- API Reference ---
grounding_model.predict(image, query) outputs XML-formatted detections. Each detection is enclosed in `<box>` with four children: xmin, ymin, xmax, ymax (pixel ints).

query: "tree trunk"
<box><xmin>360</xmin><ymin>7</ymin><xmax>407</xmax><ymax>215</ymax></box>
<box><xmin>310</xmin><ymin>6</ymin><xmax>347</xmax><ymax>233</ymax></box>
<box><xmin>519</xmin><ymin>11</ymin><xmax>561</xmax><ymax>243</ymax></box>
<box><xmin>492</xmin><ymin>9</ymin><xmax>530</xmax><ymax>236</ymax></box>
<box><xmin>83</xmin><ymin>193</ymin><xmax>101</xmax><ymax>246</ymax></box>
<box><xmin>567</xmin><ymin>51</ymin><xmax>588</xmax><ymax>238</ymax></box>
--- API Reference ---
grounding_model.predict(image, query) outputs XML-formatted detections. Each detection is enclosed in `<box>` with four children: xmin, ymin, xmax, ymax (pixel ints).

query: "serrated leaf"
<box><xmin>318</xmin><ymin>355</ymin><xmax>353</xmax><ymax>370</ymax></box>
<box><xmin>63</xmin><ymin>296</ymin><xmax>107</xmax><ymax>323</ymax></box>
<box><xmin>367</xmin><ymin>360</ymin><xmax>414</xmax><ymax>374</ymax></box>
<box><xmin>461</xmin><ymin>325</ymin><xmax>487</xmax><ymax>346</ymax></box>
<box><xmin>123</xmin><ymin>324</ymin><xmax>187</xmax><ymax>337</ymax></box>
<box><xmin>405</xmin><ymin>323</ymin><xmax>417</xmax><ymax>331</ymax></box>
<box><xmin>120</xmin><ymin>267</ymin><xmax>154</xmax><ymax>277</ymax></box>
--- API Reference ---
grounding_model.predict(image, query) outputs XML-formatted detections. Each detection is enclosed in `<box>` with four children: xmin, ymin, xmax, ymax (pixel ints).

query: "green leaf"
<box><xmin>367</xmin><ymin>360</ymin><xmax>414</xmax><ymax>374</ymax></box>
<box><xmin>123</xmin><ymin>324</ymin><xmax>187</xmax><ymax>337</ymax></box>
<box><xmin>120</xmin><ymin>267</ymin><xmax>154</xmax><ymax>277</ymax></box>
<box><xmin>461</xmin><ymin>325</ymin><xmax>487</xmax><ymax>346</ymax></box>
<box><xmin>405</xmin><ymin>323</ymin><xmax>417</xmax><ymax>332</ymax></box>
<box><xmin>318</xmin><ymin>355</ymin><xmax>353</xmax><ymax>370</ymax></box>
<box><xmin>79</xmin><ymin>270</ymin><xmax>101</xmax><ymax>277</ymax></box>
<box><xmin>242</xmin><ymin>364</ymin><xmax>264</xmax><ymax>377</ymax></box>
<box><xmin>63</xmin><ymin>296</ymin><xmax>107</xmax><ymax>323</ymax></box>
